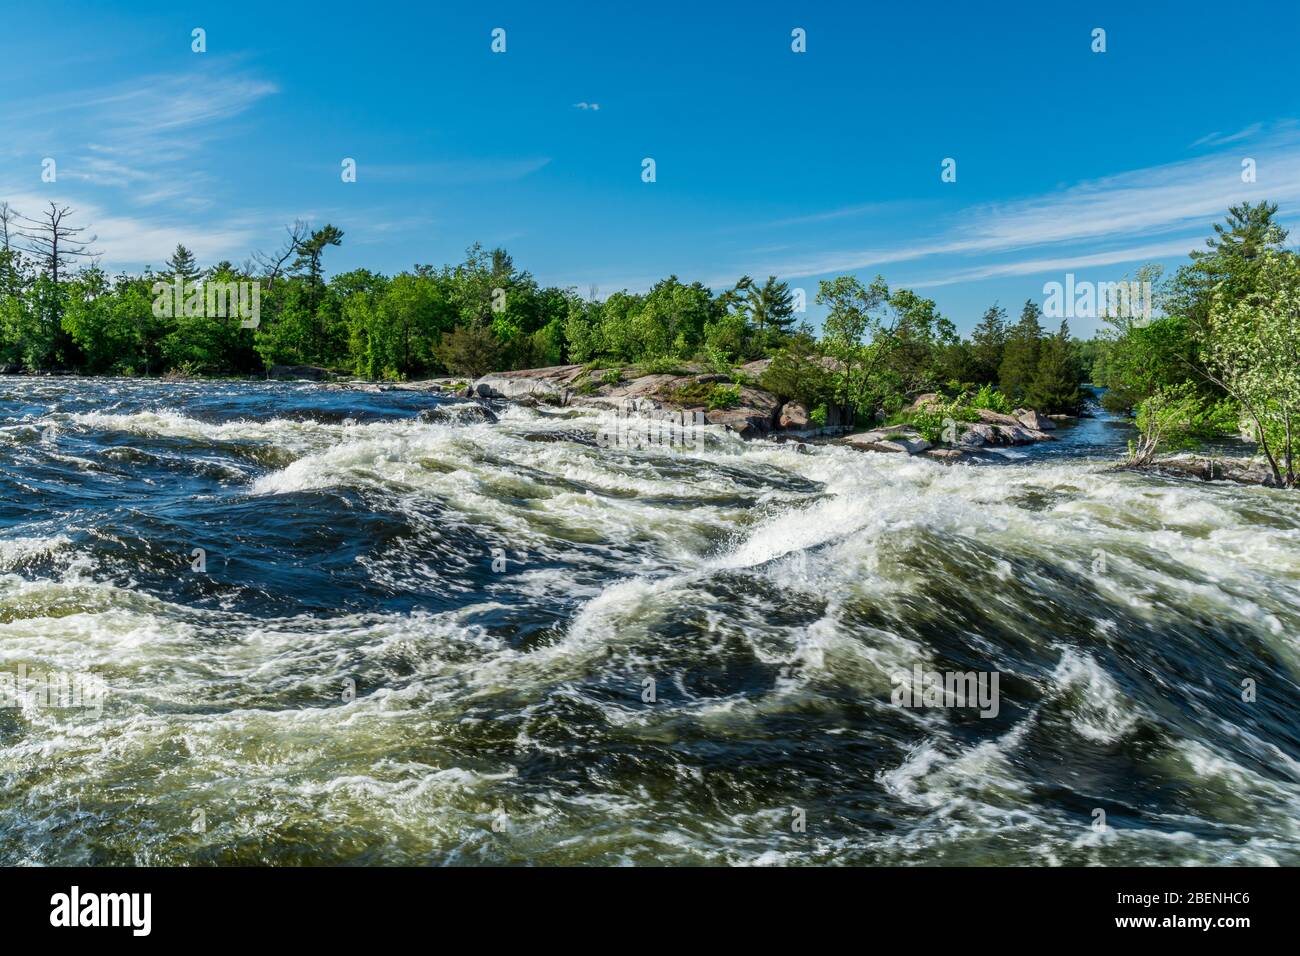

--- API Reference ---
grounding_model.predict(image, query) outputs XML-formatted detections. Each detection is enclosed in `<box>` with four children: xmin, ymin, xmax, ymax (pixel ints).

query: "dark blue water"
<box><xmin>2</xmin><ymin>377</ymin><xmax>1298</xmax><ymax>865</ymax></box>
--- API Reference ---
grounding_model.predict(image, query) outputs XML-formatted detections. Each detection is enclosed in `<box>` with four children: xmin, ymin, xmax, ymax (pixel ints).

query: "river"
<box><xmin>1</xmin><ymin>377</ymin><xmax>1297</xmax><ymax>864</ymax></box>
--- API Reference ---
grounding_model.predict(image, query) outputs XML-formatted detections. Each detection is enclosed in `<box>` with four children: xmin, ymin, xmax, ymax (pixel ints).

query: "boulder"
<box><xmin>736</xmin><ymin>385</ymin><xmax>781</xmax><ymax>421</ymax></box>
<box><xmin>862</xmin><ymin>437</ymin><xmax>932</xmax><ymax>454</ymax></box>
<box><xmin>840</xmin><ymin>429</ymin><xmax>931</xmax><ymax>454</ymax></box>
<box><xmin>522</xmin><ymin>430</ymin><xmax>597</xmax><ymax>447</ymax></box>
<box><xmin>1015</xmin><ymin>408</ymin><xmax>1056</xmax><ymax>431</ymax></box>
<box><xmin>702</xmin><ymin>407</ymin><xmax>770</xmax><ymax>438</ymax></box>
<box><xmin>778</xmin><ymin>401</ymin><xmax>810</xmax><ymax>429</ymax></box>
<box><xmin>889</xmin><ymin>437</ymin><xmax>932</xmax><ymax>455</ymax></box>
<box><xmin>924</xmin><ymin>448</ymin><xmax>964</xmax><ymax>462</ymax></box>
<box><xmin>842</xmin><ymin>428</ymin><xmax>901</xmax><ymax>446</ymax></box>
<box><xmin>1145</xmin><ymin>455</ymin><xmax>1277</xmax><ymax>487</ymax></box>
<box><xmin>418</xmin><ymin>402</ymin><xmax>499</xmax><ymax>425</ymax></box>
<box><xmin>269</xmin><ymin>365</ymin><xmax>329</xmax><ymax>381</ymax></box>
<box><xmin>958</xmin><ymin>423</ymin><xmax>997</xmax><ymax>447</ymax></box>
<box><xmin>474</xmin><ymin>365</ymin><xmax>586</xmax><ymax>401</ymax></box>
<box><xmin>604</xmin><ymin>374</ymin><xmax>682</xmax><ymax>400</ymax></box>
<box><xmin>908</xmin><ymin>392</ymin><xmax>943</xmax><ymax>411</ymax></box>
<box><xmin>976</xmin><ymin>408</ymin><xmax>1023</xmax><ymax>428</ymax></box>
<box><xmin>993</xmin><ymin>424</ymin><xmax>1042</xmax><ymax>445</ymax></box>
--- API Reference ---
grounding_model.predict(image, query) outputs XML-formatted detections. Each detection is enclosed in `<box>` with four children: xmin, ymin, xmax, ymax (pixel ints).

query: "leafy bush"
<box><xmin>1129</xmin><ymin>385</ymin><xmax>1237</xmax><ymax>465</ymax></box>
<box><xmin>759</xmin><ymin>345</ymin><xmax>835</xmax><ymax>407</ymax></box>
<box><xmin>900</xmin><ymin>395</ymin><xmax>980</xmax><ymax>443</ymax></box>
<box><xmin>439</xmin><ymin>324</ymin><xmax>502</xmax><ymax>379</ymax></box>
<box><xmin>638</xmin><ymin>355</ymin><xmax>690</xmax><ymax>376</ymax></box>
<box><xmin>908</xmin><ymin>408</ymin><xmax>948</xmax><ymax>443</ymax></box>
<box><xmin>971</xmin><ymin>383</ymin><xmax>1012</xmax><ymax>414</ymax></box>
<box><xmin>707</xmin><ymin>383</ymin><xmax>741</xmax><ymax>410</ymax></box>
<box><xmin>700</xmin><ymin>344</ymin><xmax>736</xmax><ymax>376</ymax></box>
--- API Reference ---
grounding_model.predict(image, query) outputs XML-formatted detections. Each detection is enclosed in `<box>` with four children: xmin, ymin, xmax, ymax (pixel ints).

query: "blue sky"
<box><xmin>1</xmin><ymin>0</ymin><xmax>1297</xmax><ymax>335</ymax></box>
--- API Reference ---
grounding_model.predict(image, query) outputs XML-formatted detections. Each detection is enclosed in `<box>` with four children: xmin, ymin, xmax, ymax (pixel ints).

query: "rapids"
<box><xmin>1</xmin><ymin>377</ymin><xmax>1297</xmax><ymax>865</ymax></box>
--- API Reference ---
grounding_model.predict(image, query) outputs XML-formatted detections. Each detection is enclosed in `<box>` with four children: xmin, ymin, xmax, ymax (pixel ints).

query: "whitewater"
<box><xmin>1</xmin><ymin>377</ymin><xmax>1297</xmax><ymax>865</ymax></box>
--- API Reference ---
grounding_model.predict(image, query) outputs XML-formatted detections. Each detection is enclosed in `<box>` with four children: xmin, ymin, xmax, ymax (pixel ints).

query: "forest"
<box><xmin>0</xmin><ymin>199</ymin><xmax>1295</xmax><ymax>484</ymax></box>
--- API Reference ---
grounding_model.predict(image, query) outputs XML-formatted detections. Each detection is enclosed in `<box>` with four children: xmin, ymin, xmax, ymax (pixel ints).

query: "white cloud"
<box><xmin>1190</xmin><ymin>123</ymin><xmax>1264</xmax><ymax>148</ymax></box>
<box><xmin>744</xmin><ymin>129</ymin><xmax>1300</xmax><ymax>282</ymax></box>
<box><xmin>0</xmin><ymin>189</ymin><xmax>259</xmax><ymax>269</ymax></box>
<box><xmin>906</xmin><ymin>238</ymin><xmax>1200</xmax><ymax>288</ymax></box>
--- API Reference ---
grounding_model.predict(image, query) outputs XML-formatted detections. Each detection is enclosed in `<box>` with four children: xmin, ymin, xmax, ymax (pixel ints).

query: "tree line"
<box><xmin>0</xmin><ymin>199</ymin><xmax>1092</xmax><ymax>420</ymax></box>
<box><xmin>9</xmin><ymin>198</ymin><xmax>1295</xmax><ymax>487</ymax></box>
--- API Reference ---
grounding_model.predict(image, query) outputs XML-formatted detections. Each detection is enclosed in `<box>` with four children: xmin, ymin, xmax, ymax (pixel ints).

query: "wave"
<box><xmin>1</xmin><ymin>378</ymin><xmax>1298</xmax><ymax>864</ymax></box>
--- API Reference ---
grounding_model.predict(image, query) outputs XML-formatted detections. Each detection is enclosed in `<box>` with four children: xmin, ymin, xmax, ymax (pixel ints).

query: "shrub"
<box><xmin>707</xmin><ymin>383</ymin><xmax>741</xmax><ymax>410</ymax></box>
<box><xmin>901</xmin><ymin>395</ymin><xmax>979</xmax><ymax>443</ymax></box>
<box><xmin>439</xmin><ymin>324</ymin><xmax>502</xmax><ymax>379</ymax></box>
<box><xmin>639</xmin><ymin>355</ymin><xmax>690</xmax><ymax>376</ymax></box>
<box><xmin>759</xmin><ymin>345</ymin><xmax>835</xmax><ymax>408</ymax></box>
<box><xmin>971</xmin><ymin>383</ymin><xmax>1012</xmax><ymax>414</ymax></box>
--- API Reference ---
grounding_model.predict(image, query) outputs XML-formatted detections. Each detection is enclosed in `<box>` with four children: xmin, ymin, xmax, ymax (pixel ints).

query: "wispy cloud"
<box><xmin>743</xmin><ymin>128</ymin><xmax>1300</xmax><ymax>282</ymax></box>
<box><xmin>0</xmin><ymin>64</ymin><xmax>283</xmax><ymax>269</ymax></box>
<box><xmin>906</xmin><ymin>238</ymin><xmax>1200</xmax><ymax>289</ymax></box>
<box><xmin>2</xmin><ymin>66</ymin><xmax>277</xmax><ymax>166</ymax></box>
<box><xmin>1190</xmin><ymin>123</ymin><xmax>1264</xmax><ymax>148</ymax></box>
<box><xmin>0</xmin><ymin>188</ymin><xmax>259</xmax><ymax>268</ymax></box>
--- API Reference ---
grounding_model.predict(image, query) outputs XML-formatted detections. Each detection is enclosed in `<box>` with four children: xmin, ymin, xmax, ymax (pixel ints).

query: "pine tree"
<box><xmin>164</xmin><ymin>244</ymin><xmax>200</xmax><ymax>283</ymax></box>
<box><xmin>998</xmin><ymin>299</ymin><xmax>1042</xmax><ymax>404</ymax></box>
<box><xmin>738</xmin><ymin>275</ymin><xmax>796</xmax><ymax>345</ymax></box>
<box><xmin>970</xmin><ymin>303</ymin><xmax>1007</xmax><ymax>384</ymax></box>
<box><xmin>1026</xmin><ymin>320</ymin><xmax>1082</xmax><ymax>414</ymax></box>
<box><xmin>1192</xmin><ymin>200</ymin><xmax>1287</xmax><ymax>262</ymax></box>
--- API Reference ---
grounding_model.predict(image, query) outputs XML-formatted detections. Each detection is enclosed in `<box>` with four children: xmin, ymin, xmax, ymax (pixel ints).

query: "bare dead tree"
<box><xmin>17</xmin><ymin>202</ymin><xmax>99</xmax><ymax>285</ymax></box>
<box><xmin>0</xmin><ymin>201</ymin><xmax>16</xmax><ymax>252</ymax></box>
<box><xmin>252</xmin><ymin>219</ymin><xmax>309</xmax><ymax>288</ymax></box>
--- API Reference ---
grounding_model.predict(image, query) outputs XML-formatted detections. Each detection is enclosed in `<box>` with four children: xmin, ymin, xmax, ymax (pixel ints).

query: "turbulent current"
<box><xmin>1</xmin><ymin>377</ymin><xmax>1297</xmax><ymax>865</ymax></box>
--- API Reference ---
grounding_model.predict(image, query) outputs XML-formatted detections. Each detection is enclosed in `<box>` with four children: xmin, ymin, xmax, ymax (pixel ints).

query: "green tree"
<box><xmin>737</xmin><ymin>275</ymin><xmax>796</xmax><ymax>348</ymax></box>
<box><xmin>1205</xmin><ymin>248</ymin><xmax>1300</xmax><ymax>486</ymax></box>
<box><xmin>998</xmin><ymin>299</ymin><xmax>1042</xmax><ymax>404</ymax></box>
<box><xmin>163</xmin><ymin>244</ymin><xmax>200</xmax><ymax>283</ymax></box>
<box><xmin>970</xmin><ymin>304</ymin><xmax>1007</xmax><ymax>384</ymax></box>
<box><xmin>1025</xmin><ymin>320</ymin><xmax>1082</xmax><ymax>413</ymax></box>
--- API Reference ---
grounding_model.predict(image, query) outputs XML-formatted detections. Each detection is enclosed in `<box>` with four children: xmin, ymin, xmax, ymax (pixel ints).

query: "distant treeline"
<box><xmin>0</xmin><ymin>203</ymin><xmax>1092</xmax><ymax>413</ymax></box>
<box><xmin>2</xmin><ymin>200</ymin><xmax>1296</xmax><ymax>483</ymax></box>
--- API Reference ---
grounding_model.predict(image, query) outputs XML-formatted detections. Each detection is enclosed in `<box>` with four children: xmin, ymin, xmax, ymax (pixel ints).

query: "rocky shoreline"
<box><xmin>324</xmin><ymin>361</ymin><xmax>1063</xmax><ymax>462</ymax></box>
<box><xmin>13</xmin><ymin>366</ymin><xmax>1287</xmax><ymax>486</ymax></box>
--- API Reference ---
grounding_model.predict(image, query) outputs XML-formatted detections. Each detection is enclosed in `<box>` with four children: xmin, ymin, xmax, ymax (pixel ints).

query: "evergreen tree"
<box><xmin>1191</xmin><ymin>200</ymin><xmax>1286</xmax><ymax>263</ymax></box>
<box><xmin>998</xmin><ymin>299</ymin><xmax>1042</xmax><ymax>404</ymax></box>
<box><xmin>292</xmin><ymin>225</ymin><xmax>344</xmax><ymax>304</ymax></box>
<box><xmin>970</xmin><ymin>303</ymin><xmax>1007</xmax><ymax>384</ymax></box>
<box><xmin>163</xmin><ymin>244</ymin><xmax>200</xmax><ymax>283</ymax></box>
<box><xmin>741</xmin><ymin>275</ymin><xmax>797</xmax><ymax>340</ymax></box>
<box><xmin>1026</xmin><ymin>320</ymin><xmax>1082</xmax><ymax>414</ymax></box>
